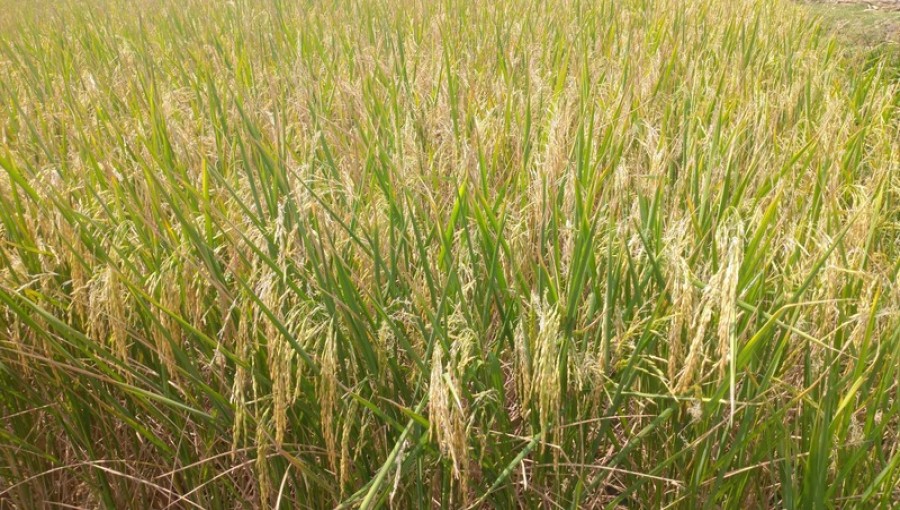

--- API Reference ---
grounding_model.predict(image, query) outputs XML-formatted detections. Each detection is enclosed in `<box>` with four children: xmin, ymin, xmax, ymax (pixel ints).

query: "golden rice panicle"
<box><xmin>513</xmin><ymin>318</ymin><xmax>533</xmax><ymax>420</ymax></box>
<box><xmin>716</xmin><ymin>221</ymin><xmax>743</xmax><ymax>379</ymax></box>
<box><xmin>674</xmin><ymin>277</ymin><xmax>717</xmax><ymax>395</ymax></box>
<box><xmin>319</xmin><ymin>322</ymin><xmax>340</xmax><ymax>473</ymax></box>
<box><xmin>428</xmin><ymin>340</ymin><xmax>470</xmax><ymax>500</ymax></box>
<box><xmin>148</xmin><ymin>260</ymin><xmax>182</xmax><ymax>378</ymax></box>
<box><xmin>531</xmin><ymin>293</ymin><xmax>562</xmax><ymax>437</ymax></box>
<box><xmin>269</xmin><ymin>324</ymin><xmax>296</xmax><ymax>448</ymax></box>
<box><xmin>665</xmin><ymin>220</ymin><xmax>695</xmax><ymax>383</ymax></box>
<box><xmin>232</xmin><ymin>306</ymin><xmax>254</xmax><ymax>454</ymax></box>
<box><xmin>87</xmin><ymin>264</ymin><xmax>129</xmax><ymax>363</ymax></box>
<box><xmin>339</xmin><ymin>399</ymin><xmax>358</xmax><ymax>496</ymax></box>
<box><xmin>256</xmin><ymin>409</ymin><xmax>273</xmax><ymax>510</ymax></box>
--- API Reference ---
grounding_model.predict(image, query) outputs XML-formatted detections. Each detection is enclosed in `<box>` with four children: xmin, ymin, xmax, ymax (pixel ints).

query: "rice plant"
<box><xmin>0</xmin><ymin>0</ymin><xmax>898</xmax><ymax>507</ymax></box>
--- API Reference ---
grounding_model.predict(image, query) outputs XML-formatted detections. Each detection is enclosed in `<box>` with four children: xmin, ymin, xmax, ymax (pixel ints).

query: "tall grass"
<box><xmin>0</xmin><ymin>0</ymin><xmax>898</xmax><ymax>507</ymax></box>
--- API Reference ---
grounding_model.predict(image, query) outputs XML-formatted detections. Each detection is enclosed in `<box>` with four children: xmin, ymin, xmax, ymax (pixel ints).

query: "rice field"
<box><xmin>0</xmin><ymin>0</ymin><xmax>898</xmax><ymax>507</ymax></box>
